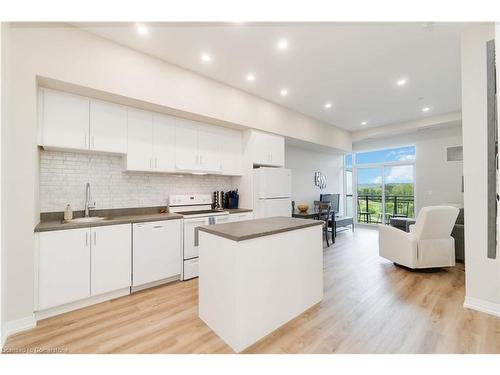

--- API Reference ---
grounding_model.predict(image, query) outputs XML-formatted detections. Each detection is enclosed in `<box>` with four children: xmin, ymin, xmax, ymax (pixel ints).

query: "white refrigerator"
<box><xmin>253</xmin><ymin>167</ymin><xmax>292</xmax><ymax>218</ymax></box>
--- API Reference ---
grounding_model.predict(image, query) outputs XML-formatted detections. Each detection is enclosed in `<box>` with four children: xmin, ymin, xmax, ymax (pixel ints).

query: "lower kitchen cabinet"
<box><xmin>90</xmin><ymin>224</ymin><xmax>131</xmax><ymax>296</ymax></box>
<box><xmin>37</xmin><ymin>224</ymin><xmax>132</xmax><ymax>312</ymax></box>
<box><xmin>132</xmin><ymin>220</ymin><xmax>182</xmax><ymax>287</ymax></box>
<box><xmin>37</xmin><ymin>228</ymin><xmax>91</xmax><ymax>311</ymax></box>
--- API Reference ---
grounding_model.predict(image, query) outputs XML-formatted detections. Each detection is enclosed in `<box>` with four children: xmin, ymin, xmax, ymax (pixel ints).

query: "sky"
<box><xmin>347</xmin><ymin>146</ymin><xmax>415</xmax><ymax>185</ymax></box>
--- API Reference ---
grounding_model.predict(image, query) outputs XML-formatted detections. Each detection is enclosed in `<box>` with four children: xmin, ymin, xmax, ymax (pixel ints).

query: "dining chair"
<box><xmin>315</xmin><ymin>201</ymin><xmax>333</xmax><ymax>246</ymax></box>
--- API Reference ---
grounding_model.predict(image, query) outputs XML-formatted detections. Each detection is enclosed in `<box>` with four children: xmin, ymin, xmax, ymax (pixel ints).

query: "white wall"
<box><xmin>285</xmin><ymin>144</ymin><xmax>344</xmax><ymax>214</ymax></box>
<box><xmin>1</xmin><ymin>23</ymin><xmax>350</xmax><ymax>326</ymax></box>
<box><xmin>40</xmin><ymin>150</ymin><xmax>234</xmax><ymax>212</ymax></box>
<box><xmin>461</xmin><ymin>23</ymin><xmax>500</xmax><ymax>316</ymax></box>
<box><xmin>352</xmin><ymin>125</ymin><xmax>464</xmax><ymax>214</ymax></box>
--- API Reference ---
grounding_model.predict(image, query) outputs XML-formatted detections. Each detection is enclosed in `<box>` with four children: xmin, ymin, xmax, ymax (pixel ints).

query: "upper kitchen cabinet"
<box><xmin>175</xmin><ymin>118</ymin><xmax>222</xmax><ymax>173</ymax></box>
<box><xmin>39</xmin><ymin>88</ymin><xmax>127</xmax><ymax>154</ymax></box>
<box><xmin>197</xmin><ymin>124</ymin><xmax>223</xmax><ymax>173</ymax></box>
<box><xmin>39</xmin><ymin>88</ymin><xmax>90</xmax><ymax>151</ymax></box>
<box><xmin>219</xmin><ymin>127</ymin><xmax>243</xmax><ymax>176</ymax></box>
<box><xmin>126</xmin><ymin>108</ymin><xmax>153</xmax><ymax>171</ymax></box>
<box><xmin>152</xmin><ymin>114</ymin><xmax>176</xmax><ymax>172</ymax></box>
<box><xmin>175</xmin><ymin>118</ymin><xmax>201</xmax><ymax>171</ymax></box>
<box><xmin>246</xmin><ymin>130</ymin><xmax>285</xmax><ymax>167</ymax></box>
<box><xmin>89</xmin><ymin>99</ymin><xmax>127</xmax><ymax>154</ymax></box>
<box><xmin>126</xmin><ymin>109</ymin><xmax>176</xmax><ymax>173</ymax></box>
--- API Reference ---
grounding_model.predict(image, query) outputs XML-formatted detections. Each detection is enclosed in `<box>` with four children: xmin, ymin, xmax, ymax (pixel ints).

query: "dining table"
<box><xmin>292</xmin><ymin>209</ymin><xmax>337</xmax><ymax>243</ymax></box>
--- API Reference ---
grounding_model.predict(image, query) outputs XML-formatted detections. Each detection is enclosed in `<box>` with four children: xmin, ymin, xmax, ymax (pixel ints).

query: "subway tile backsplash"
<box><xmin>39</xmin><ymin>150</ymin><xmax>235</xmax><ymax>212</ymax></box>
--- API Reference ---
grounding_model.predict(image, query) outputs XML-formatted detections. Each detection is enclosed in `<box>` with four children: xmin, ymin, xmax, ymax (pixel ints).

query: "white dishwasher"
<box><xmin>132</xmin><ymin>219</ymin><xmax>182</xmax><ymax>288</ymax></box>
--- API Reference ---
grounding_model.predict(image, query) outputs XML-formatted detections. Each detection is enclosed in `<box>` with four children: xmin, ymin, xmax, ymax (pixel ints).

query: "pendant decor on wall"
<box><xmin>314</xmin><ymin>172</ymin><xmax>327</xmax><ymax>189</ymax></box>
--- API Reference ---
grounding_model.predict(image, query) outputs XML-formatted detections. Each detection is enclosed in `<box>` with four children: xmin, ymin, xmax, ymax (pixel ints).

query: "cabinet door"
<box><xmin>268</xmin><ymin>133</ymin><xmax>285</xmax><ymax>167</ymax></box>
<box><xmin>90</xmin><ymin>224</ymin><xmax>131</xmax><ymax>296</ymax></box>
<box><xmin>38</xmin><ymin>228</ymin><xmax>90</xmax><ymax>310</ymax></box>
<box><xmin>197</xmin><ymin>124</ymin><xmax>221</xmax><ymax>172</ymax></box>
<box><xmin>175</xmin><ymin>119</ymin><xmax>199</xmax><ymax>170</ymax></box>
<box><xmin>132</xmin><ymin>220</ymin><xmax>182</xmax><ymax>287</ymax></box>
<box><xmin>219</xmin><ymin>127</ymin><xmax>242</xmax><ymax>176</ymax></box>
<box><xmin>89</xmin><ymin>100</ymin><xmax>128</xmax><ymax>154</ymax></box>
<box><xmin>126</xmin><ymin>108</ymin><xmax>153</xmax><ymax>171</ymax></box>
<box><xmin>152</xmin><ymin>114</ymin><xmax>175</xmax><ymax>172</ymax></box>
<box><xmin>41</xmin><ymin>89</ymin><xmax>90</xmax><ymax>151</ymax></box>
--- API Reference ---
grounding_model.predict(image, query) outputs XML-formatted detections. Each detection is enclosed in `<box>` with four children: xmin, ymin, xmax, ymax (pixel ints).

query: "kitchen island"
<box><xmin>197</xmin><ymin>216</ymin><xmax>324</xmax><ymax>352</ymax></box>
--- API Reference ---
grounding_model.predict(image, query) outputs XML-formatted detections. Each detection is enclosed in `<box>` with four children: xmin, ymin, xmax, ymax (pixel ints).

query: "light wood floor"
<box><xmin>4</xmin><ymin>227</ymin><xmax>500</xmax><ymax>354</ymax></box>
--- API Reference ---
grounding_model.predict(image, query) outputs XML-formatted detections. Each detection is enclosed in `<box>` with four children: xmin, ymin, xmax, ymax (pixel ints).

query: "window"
<box><xmin>355</xmin><ymin>146</ymin><xmax>416</xmax><ymax>165</ymax></box>
<box><xmin>345</xmin><ymin>146</ymin><xmax>416</xmax><ymax>224</ymax></box>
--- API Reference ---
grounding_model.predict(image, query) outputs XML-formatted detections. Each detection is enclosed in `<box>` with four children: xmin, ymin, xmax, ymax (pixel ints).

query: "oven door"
<box><xmin>183</xmin><ymin>216</ymin><xmax>209</xmax><ymax>260</ymax></box>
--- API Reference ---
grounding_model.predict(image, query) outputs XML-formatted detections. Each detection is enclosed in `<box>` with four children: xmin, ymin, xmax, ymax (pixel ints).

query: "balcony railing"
<box><xmin>357</xmin><ymin>194</ymin><xmax>414</xmax><ymax>224</ymax></box>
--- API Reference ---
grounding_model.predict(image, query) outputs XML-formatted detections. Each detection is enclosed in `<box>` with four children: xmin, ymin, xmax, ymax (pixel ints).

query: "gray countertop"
<box><xmin>35</xmin><ymin>212</ymin><xmax>184</xmax><ymax>232</ymax></box>
<box><xmin>34</xmin><ymin>207</ymin><xmax>253</xmax><ymax>232</ymax></box>
<box><xmin>198</xmin><ymin>216</ymin><xmax>322</xmax><ymax>242</ymax></box>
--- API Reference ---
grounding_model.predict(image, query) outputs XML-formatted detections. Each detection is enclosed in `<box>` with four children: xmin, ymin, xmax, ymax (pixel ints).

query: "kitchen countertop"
<box><xmin>198</xmin><ymin>216</ymin><xmax>322</xmax><ymax>242</ymax></box>
<box><xmin>34</xmin><ymin>207</ymin><xmax>253</xmax><ymax>232</ymax></box>
<box><xmin>35</xmin><ymin>212</ymin><xmax>184</xmax><ymax>232</ymax></box>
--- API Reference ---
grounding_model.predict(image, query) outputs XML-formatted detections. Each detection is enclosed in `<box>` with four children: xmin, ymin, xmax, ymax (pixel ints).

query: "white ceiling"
<box><xmin>76</xmin><ymin>22</ymin><xmax>465</xmax><ymax>132</ymax></box>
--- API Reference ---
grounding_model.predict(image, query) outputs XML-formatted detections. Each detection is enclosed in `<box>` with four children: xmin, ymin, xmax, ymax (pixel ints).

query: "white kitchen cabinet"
<box><xmin>89</xmin><ymin>99</ymin><xmax>127</xmax><ymax>154</ymax></box>
<box><xmin>247</xmin><ymin>130</ymin><xmax>285</xmax><ymax>167</ymax></box>
<box><xmin>39</xmin><ymin>88</ymin><xmax>90</xmax><ymax>151</ymax></box>
<box><xmin>126</xmin><ymin>108</ymin><xmax>153</xmax><ymax>171</ymax></box>
<box><xmin>37</xmin><ymin>228</ymin><xmax>91</xmax><ymax>310</ymax></box>
<box><xmin>126</xmin><ymin>110</ymin><xmax>176</xmax><ymax>173</ymax></box>
<box><xmin>219</xmin><ymin>127</ymin><xmax>242</xmax><ymax>176</ymax></box>
<box><xmin>228</xmin><ymin>212</ymin><xmax>254</xmax><ymax>222</ymax></box>
<box><xmin>90</xmin><ymin>224</ymin><xmax>131</xmax><ymax>296</ymax></box>
<box><xmin>152</xmin><ymin>114</ymin><xmax>176</xmax><ymax>172</ymax></box>
<box><xmin>197</xmin><ymin>124</ymin><xmax>222</xmax><ymax>172</ymax></box>
<box><xmin>132</xmin><ymin>220</ymin><xmax>182</xmax><ymax>287</ymax></box>
<box><xmin>175</xmin><ymin>119</ymin><xmax>200</xmax><ymax>171</ymax></box>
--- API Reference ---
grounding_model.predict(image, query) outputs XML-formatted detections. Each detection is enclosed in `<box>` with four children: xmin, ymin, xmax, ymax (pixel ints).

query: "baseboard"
<box><xmin>1</xmin><ymin>315</ymin><xmax>37</xmax><ymax>348</ymax></box>
<box><xmin>464</xmin><ymin>296</ymin><xmax>500</xmax><ymax>317</ymax></box>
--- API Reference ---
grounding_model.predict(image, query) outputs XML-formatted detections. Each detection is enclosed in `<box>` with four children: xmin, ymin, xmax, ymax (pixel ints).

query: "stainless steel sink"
<box><xmin>63</xmin><ymin>217</ymin><xmax>112</xmax><ymax>224</ymax></box>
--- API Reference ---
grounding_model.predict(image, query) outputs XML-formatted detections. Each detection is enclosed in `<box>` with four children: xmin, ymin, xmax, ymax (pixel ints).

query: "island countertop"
<box><xmin>198</xmin><ymin>216</ymin><xmax>322</xmax><ymax>242</ymax></box>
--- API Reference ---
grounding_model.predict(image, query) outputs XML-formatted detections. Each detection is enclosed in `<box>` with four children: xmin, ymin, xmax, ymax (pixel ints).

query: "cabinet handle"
<box><xmin>153</xmin><ymin>225</ymin><xmax>164</xmax><ymax>229</ymax></box>
<box><xmin>149</xmin><ymin>157</ymin><xmax>152</xmax><ymax>169</ymax></box>
<box><xmin>84</xmin><ymin>134</ymin><xmax>87</xmax><ymax>149</ymax></box>
<box><xmin>91</xmin><ymin>135</ymin><xmax>95</xmax><ymax>149</ymax></box>
<box><xmin>85</xmin><ymin>232</ymin><xmax>88</xmax><ymax>246</ymax></box>
<box><xmin>93</xmin><ymin>232</ymin><xmax>96</xmax><ymax>246</ymax></box>
<box><xmin>155</xmin><ymin>157</ymin><xmax>158</xmax><ymax>169</ymax></box>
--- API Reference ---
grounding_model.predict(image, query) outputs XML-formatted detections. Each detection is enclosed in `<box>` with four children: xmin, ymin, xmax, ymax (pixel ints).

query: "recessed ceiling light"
<box><xmin>201</xmin><ymin>53</ymin><xmax>212</xmax><ymax>63</ymax></box>
<box><xmin>277</xmin><ymin>39</ymin><xmax>288</xmax><ymax>50</ymax></box>
<box><xmin>135</xmin><ymin>24</ymin><xmax>149</xmax><ymax>36</ymax></box>
<box><xmin>361</xmin><ymin>121</ymin><xmax>367</xmax><ymax>125</ymax></box>
<box><xmin>324</xmin><ymin>102</ymin><xmax>332</xmax><ymax>109</ymax></box>
<box><xmin>396</xmin><ymin>78</ymin><xmax>407</xmax><ymax>86</ymax></box>
<box><xmin>422</xmin><ymin>106</ymin><xmax>431</xmax><ymax>112</ymax></box>
<box><xmin>280</xmin><ymin>89</ymin><xmax>288</xmax><ymax>96</ymax></box>
<box><xmin>246</xmin><ymin>73</ymin><xmax>255</xmax><ymax>82</ymax></box>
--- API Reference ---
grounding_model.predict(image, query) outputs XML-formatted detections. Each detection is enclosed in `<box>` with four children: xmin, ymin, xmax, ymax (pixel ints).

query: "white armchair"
<box><xmin>378</xmin><ymin>206</ymin><xmax>460</xmax><ymax>269</ymax></box>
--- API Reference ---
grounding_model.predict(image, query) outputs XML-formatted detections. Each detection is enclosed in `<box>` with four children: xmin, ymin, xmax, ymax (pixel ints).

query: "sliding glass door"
<box><xmin>348</xmin><ymin>146</ymin><xmax>416</xmax><ymax>225</ymax></box>
<box><xmin>383</xmin><ymin>165</ymin><xmax>415</xmax><ymax>223</ymax></box>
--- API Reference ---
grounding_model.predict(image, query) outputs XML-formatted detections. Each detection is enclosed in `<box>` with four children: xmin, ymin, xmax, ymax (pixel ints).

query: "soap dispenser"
<box><xmin>64</xmin><ymin>204</ymin><xmax>73</xmax><ymax>221</ymax></box>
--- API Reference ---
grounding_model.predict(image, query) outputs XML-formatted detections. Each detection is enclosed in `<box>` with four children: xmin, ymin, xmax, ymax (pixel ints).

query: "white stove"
<box><xmin>169</xmin><ymin>194</ymin><xmax>229</xmax><ymax>280</ymax></box>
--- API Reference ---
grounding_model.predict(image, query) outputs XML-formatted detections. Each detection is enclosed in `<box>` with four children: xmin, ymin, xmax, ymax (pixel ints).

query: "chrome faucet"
<box><xmin>84</xmin><ymin>183</ymin><xmax>96</xmax><ymax>218</ymax></box>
